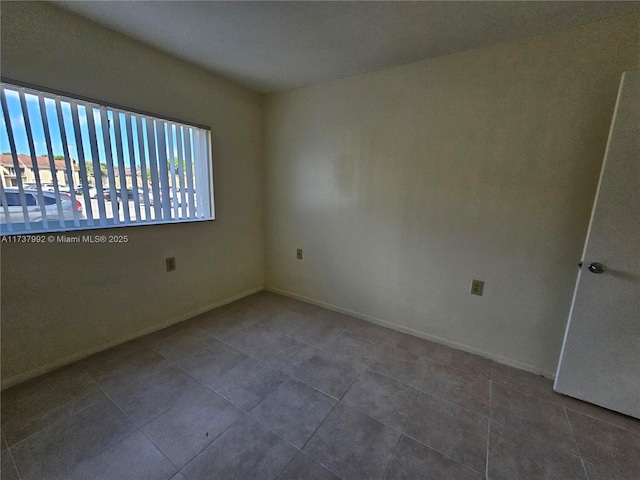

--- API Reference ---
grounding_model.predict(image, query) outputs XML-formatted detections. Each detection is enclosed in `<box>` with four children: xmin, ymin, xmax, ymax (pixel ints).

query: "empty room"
<box><xmin>1</xmin><ymin>1</ymin><xmax>638</xmax><ymax>479</ymax></box>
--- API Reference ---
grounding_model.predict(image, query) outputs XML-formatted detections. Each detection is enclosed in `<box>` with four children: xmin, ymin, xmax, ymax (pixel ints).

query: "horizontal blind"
<box><xmin>0</xmin><ymin>82</ymin><xmax>214</xmax><ymax>235</ymax></box>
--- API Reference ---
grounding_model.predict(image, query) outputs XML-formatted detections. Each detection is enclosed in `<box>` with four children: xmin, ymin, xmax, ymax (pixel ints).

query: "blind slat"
<box><xmin>1</xmin><ymin>81</ymin><xmax>213</xmax><ymax>235</ymax></box>
<box><xmin>38</xmin><ymin>96</ymin><xmax>67</xmax><ymax>228</ymax></box>
<box><xmin>85</xmin><ymin>106</ymin><xmax>108</xmax><ymax>225</ymax></box>
<box><xmin>20</xmin><ymin>90</ymin><xmax>50</xmax><ymax>229</ymax></box>
<box><xmin>54</xmin><ymin>97</ymin><xmax>81</xmax><ymax>226</ymax></box>
<box><xmin>175</xmin><ymin>126</ymin><xmax>187</xmax><ymax>218</ymax></box>
<box><xmin>144</xmin><ymin>117</ymin><xmax>162</xmax><ymax>221</ymax></box>
<box><xmin>156</xmin><ymin>121</ymin><xmax>172</xmax><ymax>220</ymax></box>
<box><xmin>70</xmin><ymin>101</ymin><xmax>95</xmax><ymax>226</ymax></box>
<box><xmin>135</xmin><ymin>115</ymin><xmax>152</xmax><ymax>221</ymax></box>
<box><xmin>183</xmin><ymin>127</ymin><xmax>196</xmax><ymax>219</ymax></box>
<box><xmin>124</xmin><ymin>113</ymin><xmax>142</xmax><ymax>222</ymax></box>
<box><xmin>112</xmin><ymin>111</ymin><xmax>131</xmax><ymax>223</ymax></box>
<box><xmin>99</xmin><ymin>107</ymin><xmax>120</xmax><ymax>224</ymax></box>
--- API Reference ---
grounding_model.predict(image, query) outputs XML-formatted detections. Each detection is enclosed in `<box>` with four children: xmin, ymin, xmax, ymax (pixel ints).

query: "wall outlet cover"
<box><xmin>471</xmin><ymin>279</ymin><xmax>484</xmax><ymax>296</ymax></box>
<box><xmin>166</xmin><ymin>257</ymin><xmax>176</xmax><ymax>272</ymax></box>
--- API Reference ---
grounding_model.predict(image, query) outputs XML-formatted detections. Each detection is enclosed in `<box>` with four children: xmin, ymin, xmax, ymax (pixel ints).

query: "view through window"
<box><xmin>0</xmin><ymin>81</ymin><xmax>214</xmax><ymax>235</ymax></box>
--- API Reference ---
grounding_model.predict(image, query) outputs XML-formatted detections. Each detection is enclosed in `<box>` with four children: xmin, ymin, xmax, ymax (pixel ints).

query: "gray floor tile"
<box><xmin>142</xmin><ymin>388</ymin><xmax>243</xmax><ymax>468</ymax></box>
<box><xmin>368</xmin><ymin>345</ymin><xmax>431</xmax><ymax>388</ymax></box>
<box><xmin>192</xmin><ymin>305</ymin><xmax>260</xmax><ymax>339</ymax></box>
<box><xmin>313</xmin><ymin>309</ymin><xmax>364</xmax><ymax>330</ymax></box>
<box><xmin>583</xmin><ymin>460</ymin><xmax>637</xmax><ymax>480</ymax></box>
<box><xmin>290</xmin><ymin>346</ymin><xmax>362</xmax><ymax>399</ymax></box>
<box><xmin>3</xmin><ymin>292</ymin><xmax>637</xmax><ymax>480</ymax></box>
<box><xmin>11</xmin><ymin>397</ymin><xmax>135</xmax><ymax>480</ymax></box>
<box><xmin>250</xmin><ymin>379</ymin><xmax>336</xmax><ymax>448</ymax></box>
<box><xmin>562</xmin><ymin>396</ymin><xmax>640</xmax><ymax>436</ymax></box>
<box><xmin>177</xmin><ymin>340</ymin><xmax>249</xmax><ymax>385</ymax></box>
<box><xmin>150</xmin><ymin>327</ymin><xmax>214</xmax><ymax>361</ymax></box>
<box><xmin>303</xmin><ymin>404</ymin><xmax>401</xmax><ymax>480</ymax></box>
<box><xmin>78</xmin><ymin>338</ymin><xmax>158</xmax><ymax>371</ymax></box>
<box><xmin>261</xmin><ymin>333</ymin><xmax>310</xmax><ymax>374</ymax></box>
<box><xmin>260</xmin><ymin>310</ymin><xmax>340</xmax><ymax>346</ymax></box>
<box><xmin>82</xmin><ymin>346</ymin><xmax>170</xmax><ymax>391</ymax></box>
<box><xmin>488</xmin><ymin>421</ymin><xmax>586</xmax><ymax>480</ymax></box>
<box><xmin>344</xmin><ymin>318</ymin><xmax>395</xmax><ymax>342</ymax></box>
<box><xmin>278</xmin><ymin>452</ymin><xmax>341</xmax><ymax>480</ymax></box>
<box><xmin>182</xmin><ymin>415</ymin><xmax>297</xmax><ymax>480</ymax></box>
<box><xmin>317</xmin><ymin>329</ymin><xmax>386</xmax><ymax>367</ymax></box>
<box><xmin>104</xmin><ymin>365</ymin><xmax>208</xmax><ymax>427</ymax></box>
<box><xmin>567</xmin><ymin>409</ymin><xmax>640</xmax><ymax>476</ymax></box>
<box><xmin>386</xmin><ymin>435</ymin><xmax>482</xmax><ymax>480</ymax></box>
<box><xmin>69</xmin><ymin>431</ymin><xmax>176</xmax><ymax>480</ymax></box>
<box><xmin>224</xmin><ymin>323</ymin><xmax>295</xmax><ymax>361</ymax></box>
<box><xmin>490</xmin><ymin>384</ymin><xmax>578</xmax><ymax>455</ymax></box>
<box><xmin>208</xmin><ymin>356</ymin><xmax>289</xmax><ymax>410</ymax></box>
<box><xmin>259</xmin><ymin>307</ymin><xmax>309</xmax><ymax>332</ymax></box>
<box><xmin>1</xmin><ymin>364</ymin><xmax>106</xmax><ymax>446</ymax></box>
<box><xmin>141</xmin><ymin>321</ymin><xmax>195</xmax><ymax>346</ymax></box>
<box><xmin>385</xmin><ymin>331</ymin><xmax>439</xmax><ymax>358</ymax></box>
<box><xmin>342</xmin><ymin>370</ymin><xmax>418</xmax><ymax>431</ymax></box>
<box><xmin>422</xmin><ymin>361</ymin><xmax>490</xmax><ymax>415</ymax></box>
<box><xmin>271</xmin><ymin>296</ymin><xmax>327</xmax><ymax>317</ymax></box>
<box><xmin>405</xmin><ymin>392</ymin><xmax>488</xmax><ymax>474</ymax></box>
<box><xmin>491</xmin><ymin>361</ymin><xmax>560</xmax><ymax>402</ymax></box>
<box><xmin>432</xmin><ymin>345</ymin><xmax>491</xmax><ymax>379</ymax></box>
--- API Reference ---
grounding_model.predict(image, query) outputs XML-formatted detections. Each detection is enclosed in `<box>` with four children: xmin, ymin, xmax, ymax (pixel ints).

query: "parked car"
<box><xmin>167</xmin><ymin>188</ymin><xmax>196</xmax><ymax>207</ymax></box>
<box><xmin>74</xmin><ymin>184</ymin><xmax>91</xmax><ymax>195</ymax></box>
<box><xmin>138</xmin><ymin>189</ymin><xmax>155</xmax><ymax>206</ymax></box>
<box><xmin>103</xmin><ymin>188</ymin><xmax>137</xmax><ymax>202</ymax></box>
<box><xmin>0</xmin><ymin>188</ymin><xmax>85</xmax><ymax>223</ymax></box>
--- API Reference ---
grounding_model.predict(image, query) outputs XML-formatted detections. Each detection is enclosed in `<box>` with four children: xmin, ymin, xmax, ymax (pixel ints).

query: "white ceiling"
<box><xmin>54</xmin><ymin>1</ymin><xmax>639</xmax><ymax>93</ymax></box>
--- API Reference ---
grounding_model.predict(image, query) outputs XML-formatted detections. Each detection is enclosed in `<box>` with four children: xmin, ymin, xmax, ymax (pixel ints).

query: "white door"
<box><xmin>554</xmin><ymin>70</ymin><xmax>640</xmax><ymax>418</ymax></box>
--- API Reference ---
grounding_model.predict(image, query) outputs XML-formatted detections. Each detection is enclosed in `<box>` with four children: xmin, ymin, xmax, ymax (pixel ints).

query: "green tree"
<box><xmin>85</xmin><ymin>162</ymin><xmax>107</xmax><ymax>182</ymax></box>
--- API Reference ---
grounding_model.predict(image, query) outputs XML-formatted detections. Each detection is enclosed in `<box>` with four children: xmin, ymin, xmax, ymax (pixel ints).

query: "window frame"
<box><xmin>0</xmin><ymin>78</ymin><xmax>215</xmax><ymax>236</ymax></box>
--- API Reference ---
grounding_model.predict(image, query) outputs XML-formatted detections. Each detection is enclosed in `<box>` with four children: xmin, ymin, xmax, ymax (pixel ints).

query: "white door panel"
<box><xmin>554</xmin><ymin>70</ymin><xmax>640</xmax><ymax>418</ymax></box>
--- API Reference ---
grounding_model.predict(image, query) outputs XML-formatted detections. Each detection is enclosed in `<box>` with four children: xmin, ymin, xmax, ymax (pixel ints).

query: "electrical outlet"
<box><xmin>166</xmin><ymin>257</ymin><xmax>176</xmax><ymax>272</ymax></box>
<box><xmin>470</xmin><ymin>279</ymin><xmax>484</xmax><ymax>296</ymax></box>
<box><xmin>296</xmin><ymin>248</ymin><xmax>303</xmax><ymax>260</ymax></box>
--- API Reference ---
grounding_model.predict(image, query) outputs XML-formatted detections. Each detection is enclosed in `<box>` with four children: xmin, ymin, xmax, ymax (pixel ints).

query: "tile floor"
<box><xmin>1</xmin><ymin>291</ymin><xmax>639</xmax><ymax>480</ymax></box>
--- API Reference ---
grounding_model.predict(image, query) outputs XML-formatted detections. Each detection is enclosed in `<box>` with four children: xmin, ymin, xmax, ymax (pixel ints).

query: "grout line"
<box><xmin>412</xmin><ymin>385</ymin><xmax>490</xmax><ymax>420</ymax></box>
<box><xmin>485</xmin><ymin>378</ymin><xmax>492</xmax><ymax>480</ymax></box>
<box><xmin>402</xmin><ymin>429</ymin><xmax>487</xmax><ymax>477</ymax></box>
<box><xmin>295</xmin><ymin>401</ymin><xmax>344</xmax><ymax>478</ymax></box>
<box><xmin>563</xmin><ymin>405</ymin><xmax>590</xmax><ymax>480</ymax></box>
<box><xmin>177</xmin><ymin>413</ymin><xmax>255</xmax><ymax>475</ymax></box>
<box><xmin>6</xmin><ymin>443</ymin><xmax>23</xmax><ymax>480</ymax></box>
<box><xmin>137</xmin><ymin>427</ymin><xmax>182</xmax><ymax>473</ymax></box>
<box><xmin>563</xmin><ymin>403</ymin><xmax>640</xmax><ymax>438</ymax></box>
<box><xmin>274</xmin><ymin>450</ymin><xmax>300</xmax><ymax>479</ymax></box>
<box><xmin>287</xmin><ymin>450</ymin><xmax>346</xmax><ymax>480</ymax></box>
<box><xmin>296</xmin><ymin>374</ymin><xmax>362</xmax><ymax>453</ymax></box>
<box><xmin>4</xmin><ymin>373</ymin><xmax>119</xmax><ymax>450</ymax></box>
<box><xmin>381</xmin><ymin>427</ymin><xmax>403</xmax><ymax>480</ymax></box>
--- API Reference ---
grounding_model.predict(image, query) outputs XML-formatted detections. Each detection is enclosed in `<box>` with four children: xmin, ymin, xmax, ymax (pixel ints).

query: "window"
<box><xmin>0</xmin><ymin>80</ymin><xmax>214</xmax><ymax>235</ymax></box>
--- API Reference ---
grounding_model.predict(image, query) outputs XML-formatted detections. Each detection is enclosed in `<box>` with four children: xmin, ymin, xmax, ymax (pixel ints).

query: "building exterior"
<box><xmin>0</xmin><ymin>154</ymin><xmax>80</xmax><ymax>189</ymax></box>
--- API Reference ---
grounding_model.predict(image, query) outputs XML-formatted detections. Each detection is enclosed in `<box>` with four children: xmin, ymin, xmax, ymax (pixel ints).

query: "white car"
<box><xmin>0</xmin><ymin>188</ymin><xmax>86</xmax><ymax>224</ymax></box>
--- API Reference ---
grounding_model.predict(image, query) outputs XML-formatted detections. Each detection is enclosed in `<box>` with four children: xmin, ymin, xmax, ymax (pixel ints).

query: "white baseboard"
<box><xmin>265</xmin><ymin>286</ymin><xmax>556</xmax><ymax>379</ymax></box>
<box><xmin>1</xmin><ymin>286</ymin><xmax>264</xmax><ymax>390</ymax></box>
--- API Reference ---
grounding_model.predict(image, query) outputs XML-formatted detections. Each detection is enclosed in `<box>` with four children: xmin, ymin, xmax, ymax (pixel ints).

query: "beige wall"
<box><xmin>0</xmin><ymin>2</ymin><xmax>265</xmax><ymax>387</ymax></box>
<box><xmin>264</xmin><ymin>13</ymin><xmax>640</xmax><ymax>376</ymax></box>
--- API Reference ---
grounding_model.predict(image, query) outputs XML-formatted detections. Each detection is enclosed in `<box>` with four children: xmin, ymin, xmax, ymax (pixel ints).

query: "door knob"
<box><xmin>587</xmin><ymin>262</ymin><xmax>606</xmax><ymax>274</ymax></box>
